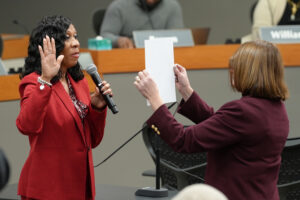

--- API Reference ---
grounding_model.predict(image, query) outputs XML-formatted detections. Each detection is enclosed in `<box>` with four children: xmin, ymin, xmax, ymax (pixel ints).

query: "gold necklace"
<box><xmin>287</xmin><ymin>0</ymin><xmax>300</xmax><ymax>20</ymax></box>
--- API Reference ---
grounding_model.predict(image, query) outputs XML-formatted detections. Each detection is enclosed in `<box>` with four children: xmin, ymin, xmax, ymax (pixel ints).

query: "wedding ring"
<box><xmin>136</xmin><ymin>76</ymin><xmax>140</xmax><ymax>82</ymax></box>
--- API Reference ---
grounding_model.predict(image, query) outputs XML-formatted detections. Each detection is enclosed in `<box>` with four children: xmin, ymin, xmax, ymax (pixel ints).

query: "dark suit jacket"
<box><xmin>16</xmin><ymin>72</ymin><xmax>107</xmax><ymax>200</ymax></box>
<box><xmin>147</xmin><ymin>91</ymin><xmax>289</xmax><ymax>200</ymax></box>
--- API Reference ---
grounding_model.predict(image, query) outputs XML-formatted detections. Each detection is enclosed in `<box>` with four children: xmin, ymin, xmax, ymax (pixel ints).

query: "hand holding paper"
<box><xmin>134</xmin><ymin>37</ymin><xmax>177</xmax><ymax>110</ymax></box>
<box><xmin>134</xmin><ymin>70</ymin><xmax>164</xmax><ymax>111</ymax></box>
<box><xmin>173</xmin><ymin>64</ymin><xmax>193</xmax><ymax>102</ymax></box>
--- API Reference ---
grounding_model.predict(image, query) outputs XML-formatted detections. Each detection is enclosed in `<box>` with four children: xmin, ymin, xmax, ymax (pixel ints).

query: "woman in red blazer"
<box><xmin>134</xmin><ymin>40</ymin><xmax>289</xmax><ymax>200</ymax></box>
<box><xmin>16</xmin><ymin>16</ymin><xmax>113</xmax><ymax>200</ymax></box>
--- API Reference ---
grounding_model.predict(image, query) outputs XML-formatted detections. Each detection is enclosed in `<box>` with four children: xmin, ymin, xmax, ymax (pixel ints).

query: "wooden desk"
<box><xmin>1</xmin><ymin>44</ymin><xmax>300</xmax><ymax>102</ymax></box>
<box><xmin>85</xmin><ymin>45</ymin><xmax>241</xmax><ymax>74</ymax></box>
<box><xmin>1</xmin><ymin>34</ymin><xmax>29</xmax><ymax>59</ymax></box>
<box><xmin>85</xmin><ymin>43</ymin><xmax>300</xmax><ymax>74</ymax></box>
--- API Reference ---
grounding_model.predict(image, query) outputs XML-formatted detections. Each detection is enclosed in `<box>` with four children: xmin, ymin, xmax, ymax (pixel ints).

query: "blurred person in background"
<box><xmin>242</xmin><ymin>0</ymin><xmax>300</xmax><ymax>42</ymax></box>
<box><xmin>101</xmin><ymin>0</ymin><xmax>184</xmax><ymax>48</ymax></box>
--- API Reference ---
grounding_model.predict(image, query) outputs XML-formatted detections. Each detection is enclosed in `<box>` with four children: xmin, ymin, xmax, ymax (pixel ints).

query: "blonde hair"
<box><xmin>229</xmin><ymin>40</ymin><xmax>289</xmax><ymax>101</ymax></box>
<box><xmin>172</xmin><ymin>184</ymin><xmax>228</xmax><ymax>200</ymax></box>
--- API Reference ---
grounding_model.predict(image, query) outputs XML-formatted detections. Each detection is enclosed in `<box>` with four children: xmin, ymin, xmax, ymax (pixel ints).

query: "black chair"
<box><xmin>143</xmin><ymin>122</ymin><xmax>300</xmax><ymax>196</ymax></box>
<box><xmin>92</xmin><ymin>9</ymin><xmax>106</xmax><ymax>36</ymax></box>
<box><xmin>277</xmin><ymin>137</ymin><xmax>300</xmax><ymax>200</ymax></box>
<box><xmin>0</xmin><ymin>149</ymin><xmax>10</xmax><ymax>191</ymax></box>
<box><xmin>142</xmin><ymin>124</ymin><xmax>207</xmax><ymax>190</ymax></box>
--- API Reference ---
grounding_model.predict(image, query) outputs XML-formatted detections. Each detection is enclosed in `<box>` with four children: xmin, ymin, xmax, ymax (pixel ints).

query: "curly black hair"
<box><xmin>20</xmin><ymin>15</ymin><xmax>84</xmax><ymax>82</ymax></box>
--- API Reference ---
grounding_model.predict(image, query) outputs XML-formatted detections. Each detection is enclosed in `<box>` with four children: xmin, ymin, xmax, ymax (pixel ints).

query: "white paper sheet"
<box><xmin>144</xmin><ymin>38</ymin><xmax>176</xmax><ymax>106</ymax></box>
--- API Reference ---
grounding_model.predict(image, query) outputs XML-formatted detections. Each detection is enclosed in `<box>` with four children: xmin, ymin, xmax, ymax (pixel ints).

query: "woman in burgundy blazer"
<box><xmin>134</xmin><ymin>40</ymin><xmax>289</xmax><ymax>200</ymax></box>
<box><xmin>16</xmin><ymin>16</ymin><xmax>112</xmax><ymax>200</ymax></box>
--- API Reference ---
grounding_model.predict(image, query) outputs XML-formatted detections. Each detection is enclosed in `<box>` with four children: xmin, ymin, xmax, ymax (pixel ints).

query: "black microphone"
<box><xmin>12</xmin><ymin>19</ymin><xmax>30</xmax><ymax>34</ymax></box>
<box><xmin>86</xmin><ymin>64</ymin><xmax>119</xmax><ymax>114</ymax></box>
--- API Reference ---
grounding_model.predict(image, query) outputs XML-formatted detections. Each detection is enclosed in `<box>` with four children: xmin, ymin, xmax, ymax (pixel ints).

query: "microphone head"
<box><xmin>86</xmin><ymin>64</ymin><xmax>97</xmax><ymax>75</ymax></box>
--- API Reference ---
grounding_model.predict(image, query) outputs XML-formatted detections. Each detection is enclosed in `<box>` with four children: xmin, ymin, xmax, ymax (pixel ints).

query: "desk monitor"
<box><xmin>0</xmin><ymin>59</ymin><xmax>7</xmax><ymax>75</ymax></box>
<box><xmin>78</xmin><ymin>52</ymin><xmax>94</xmax><ymax>70</ymax></box>
<box><xmin>133</xmin><ymin>29</ymin><xmax>195</xmax><ymax>48</ymax></box>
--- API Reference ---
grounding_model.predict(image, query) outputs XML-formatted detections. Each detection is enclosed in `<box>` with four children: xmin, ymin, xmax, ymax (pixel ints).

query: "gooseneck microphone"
<box><xmin>12</xmin><ymin>19</ymin><xmax>30</xmax><ymax>34</ymax></box>
<box><xmin>86</xmin><ymin>64</ymin><xmax>119</xmax><ymax>114</ymax></box>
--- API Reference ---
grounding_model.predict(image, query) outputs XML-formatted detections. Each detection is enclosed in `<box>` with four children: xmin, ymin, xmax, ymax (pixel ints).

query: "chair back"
<box><xmin>277</xmin><ymin>137</ymin><xmax>300</xmax><ymax>200</ymax></box>
<box><xmin>92</xmin><ymin>9</ymin><xmax>106</xmax><ymax>36</ymax></box>
<box><xmin>190</xmin><ymin>28</ymin><xmax>210</xmax><ymax>45</ymax></box>
<box><xmin>142</xmin><ymin>124</ymin><xmax>206</xmax><ymax>190</ymax></box>
<box><xmin>0</xmin><ymin>149</ymin><xmax>10</xmax><ymax>191</ymax></box>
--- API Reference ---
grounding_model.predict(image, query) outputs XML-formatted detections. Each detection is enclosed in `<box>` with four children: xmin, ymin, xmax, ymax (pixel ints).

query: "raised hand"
<box><xmin>38</xmin><ymin>35</ymin><xmax>64</xmax><ymax>82</ymax></box>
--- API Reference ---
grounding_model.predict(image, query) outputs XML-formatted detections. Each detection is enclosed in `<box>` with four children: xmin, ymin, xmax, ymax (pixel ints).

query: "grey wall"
<box><xmin>1</xmin><ymin>68</ymin><xmax>300</xmax><ymax>188</ymax></box>
<box><xmin>0</xmin><ymin>0</ymin><xmax>257</xmax><ymax>46</ymax></box>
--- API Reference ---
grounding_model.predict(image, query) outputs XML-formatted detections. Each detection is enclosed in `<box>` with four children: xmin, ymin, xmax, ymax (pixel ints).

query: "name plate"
<box><xmin>259</xmin><ymin>25</ymin><xmax>300</xmax><ymax>43</ymax></box>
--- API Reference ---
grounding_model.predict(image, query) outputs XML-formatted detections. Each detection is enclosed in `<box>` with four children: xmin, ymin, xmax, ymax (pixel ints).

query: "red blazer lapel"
<box><xmin>52</xmin><ymin>79</ymin><xmax>87</xmax><ymax>145</ymax></box>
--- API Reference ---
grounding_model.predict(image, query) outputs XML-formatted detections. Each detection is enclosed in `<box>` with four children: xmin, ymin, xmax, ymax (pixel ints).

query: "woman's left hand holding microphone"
<box><xmin>91</xmin><ymin>81</ymin><xmax>113</xmax><ymax>111</ymax></box>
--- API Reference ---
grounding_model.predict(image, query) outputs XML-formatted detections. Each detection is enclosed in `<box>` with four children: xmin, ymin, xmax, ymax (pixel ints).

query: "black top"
<box><xmin>278</xmin><ymin>1</ymin><xmax>300</xmax><ymax>25</ymax></box>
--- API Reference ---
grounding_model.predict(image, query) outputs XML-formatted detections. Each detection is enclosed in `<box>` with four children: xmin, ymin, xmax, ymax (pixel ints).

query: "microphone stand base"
<box><xmin>135</xmin><ymin>187</ymin><xmax>168</xmax><ymax>197</ymax></box>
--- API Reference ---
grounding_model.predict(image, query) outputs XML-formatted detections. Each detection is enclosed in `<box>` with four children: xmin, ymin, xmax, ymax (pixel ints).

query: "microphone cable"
<box><xmin>94</xmin><ymin>102</ymin><xmax>178</xmax><ymax>168</ymax></box>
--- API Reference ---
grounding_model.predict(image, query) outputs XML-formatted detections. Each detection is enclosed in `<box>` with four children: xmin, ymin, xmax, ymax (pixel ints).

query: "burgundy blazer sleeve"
<box><xmin>147</xmin><ymin>92</ymin><xmax>246</xmax><ymax>153</ymax></box>
<box><xmin>177</xmin><ymin>92</ymin><xmax>214</xmax><ymax>123</ymax></box>
<box><xmin>16</xmin><ymin>73</ymin><xmax>52</xmax><ymax>135</ymax></box>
